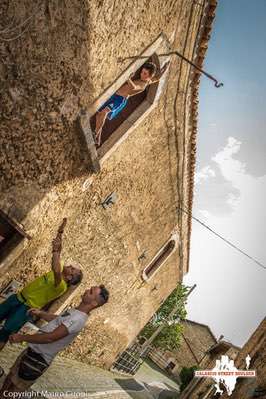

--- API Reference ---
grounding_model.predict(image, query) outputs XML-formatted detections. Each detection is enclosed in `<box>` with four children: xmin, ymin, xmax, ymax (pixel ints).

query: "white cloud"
<box><xmin>212</xmin><ymin>137</ymin><xmax>246</xmax><ymax>182</ymax></box>
<box><xmin>226</xmin><ymin>192</ymin><xmax>240</xmax><ymax>210</ymax></box>
<box><xmin>198</xmin><ymin>209</ymin><xmax>211</xmax><ymax>220</ymax></box>
<box><xmin>195</xmin><ymin>165</ymin><xmax>216</xmax><ymax>184</ymax></box>
<box><xmin>186</xmin><ymin>136</ymin><xmax>266</xmax><ymax>346</ymax></box>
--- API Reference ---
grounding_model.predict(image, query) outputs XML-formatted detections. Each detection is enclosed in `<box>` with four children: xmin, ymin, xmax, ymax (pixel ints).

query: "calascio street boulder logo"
<box><xmin>195</xmin><ymin>354</ymin><xmax>256</xmax><ymax>396</ymax></box>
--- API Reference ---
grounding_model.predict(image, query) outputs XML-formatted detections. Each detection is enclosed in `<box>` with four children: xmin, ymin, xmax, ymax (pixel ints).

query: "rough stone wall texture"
<box><xmin>0</xmin><ymin>0</ymin><xmax>209</xmax><ymax>368</ymax></box>
<box><xmin>171</xmin><ymin>320</ymin><xmax>217</xmax><ymax>370</ymax></box>
<box><xmin>149</xmin><ymin>320</ymin><xmax>217</xmax><ymax>375</ymax></box>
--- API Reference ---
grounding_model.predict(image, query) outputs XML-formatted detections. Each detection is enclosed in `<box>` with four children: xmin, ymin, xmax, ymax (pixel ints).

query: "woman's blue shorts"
<box><xmin>99</xmin><ymin>94</ymin><xmax>128</xmax><ymax>120</ymax></box>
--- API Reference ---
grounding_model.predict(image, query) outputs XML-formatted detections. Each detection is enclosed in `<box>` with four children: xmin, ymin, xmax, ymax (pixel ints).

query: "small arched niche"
<box><xmin>142</xmin><ymin>232</ymin><xmax>179</xmax><ymax>281</ymax></box>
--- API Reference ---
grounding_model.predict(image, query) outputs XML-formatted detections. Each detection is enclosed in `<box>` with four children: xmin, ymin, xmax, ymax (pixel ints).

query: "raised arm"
<box><xmin>9</xmin><ymin>324</ymin><xmax>69</xmax><ymax>345</ymax></box>
<box><xmin>127</xmin><ymin>76</ymin><xmax>146</xmax><ymax>91</ymax></box>
<box><xmin>150</xmin><ymin>61</ymin><xmax>170</xmax><ymax>84</ymax></box>
<box><xmin>51</xmin><ymin>218</ymin><xmax>67</xmax><ymax>286</ymax></box>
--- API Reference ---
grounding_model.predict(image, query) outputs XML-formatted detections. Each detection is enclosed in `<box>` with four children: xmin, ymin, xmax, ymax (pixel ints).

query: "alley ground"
<box><xmin>0</xmin><ymin>344</ymin><xmax>179</xmax><ymax>399</ymax></box>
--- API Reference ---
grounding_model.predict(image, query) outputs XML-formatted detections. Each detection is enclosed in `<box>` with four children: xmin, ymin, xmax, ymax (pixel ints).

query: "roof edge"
<box><xmin>184</xmin><ymin>0</ymin><xmax>218</xmax><ymax>274</ymax></box>
<box><xmin>182</xmin><ymin>318</ymin><xmax>218</xmax><ymax>344</ymax></box>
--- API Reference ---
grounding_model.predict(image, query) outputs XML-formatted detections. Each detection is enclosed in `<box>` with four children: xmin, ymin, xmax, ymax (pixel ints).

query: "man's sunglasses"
<box><xmin>99</xmin><ymin>285</ymin><xmax>109</xmax><ymax>302</ymax></box>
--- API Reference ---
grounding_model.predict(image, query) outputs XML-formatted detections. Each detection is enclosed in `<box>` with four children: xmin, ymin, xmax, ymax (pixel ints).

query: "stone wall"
<box><xmin>148</xmin><ymin>320</ymin><xmax>217</xmax><ymax>377</ymax></box>
<box><xmin>0</xmin><ymin>0</ymin><xmax>211</xmax><ymax>368</ymax></box>
<box><xmin>171</xmin><ymin>320</ymin><xmax>217</xmax><ymax>371</ymax></box>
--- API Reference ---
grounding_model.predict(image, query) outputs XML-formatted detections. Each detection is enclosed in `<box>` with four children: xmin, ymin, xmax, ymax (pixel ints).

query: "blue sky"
<box><xmin>198</xmin><ymin>0</ymin><xmax>266</xmax><ymax>177</ymax></box>
<box><xmin>184</xmin><ymin>0</ymin><xmax>266</xmax><ymax>346</ymax></box>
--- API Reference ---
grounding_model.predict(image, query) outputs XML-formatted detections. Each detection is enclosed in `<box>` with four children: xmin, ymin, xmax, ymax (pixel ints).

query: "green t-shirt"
<box><xmin>18</xmin><ymin>268</ymin><xmax>68</xmax><ymax>309</ymax></box>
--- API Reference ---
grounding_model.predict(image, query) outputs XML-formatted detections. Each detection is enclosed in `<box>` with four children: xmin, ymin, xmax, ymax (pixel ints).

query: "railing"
<box><xmin>111</xmin><ymin>342</ymin><xmax>151</xmax><ymax>375</ymax></box>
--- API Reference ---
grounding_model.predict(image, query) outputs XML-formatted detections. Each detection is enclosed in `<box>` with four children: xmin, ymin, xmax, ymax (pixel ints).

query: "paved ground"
<box><xmin>0</xmin><ymin>345</ymin><xmax>179</xmax><ymax>399</ymax></box>
<box><xmin>136</xmin><ymin>359</ymin><xmax>180</xmax><ymax>391</ymax></box>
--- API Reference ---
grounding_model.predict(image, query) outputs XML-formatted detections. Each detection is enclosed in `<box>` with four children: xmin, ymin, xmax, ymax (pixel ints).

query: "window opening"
<box><xmin>142</xmin><ymin>239</ymin><xmax>176</xmax><ymax>281</ymax></box>
<box><xmin>90</xmin><ymin>54</ymin><xmax>160</xmax><ymax>149</ymax></box>
<box><xmin>0</xmin><ymin>210</ymin><xmax>28</xmax><ymax>263</ymax></box>
<box><xmin>166</xmin><ymin>361</ymin><xmax>176</xmax><ymax>371</ymax></box>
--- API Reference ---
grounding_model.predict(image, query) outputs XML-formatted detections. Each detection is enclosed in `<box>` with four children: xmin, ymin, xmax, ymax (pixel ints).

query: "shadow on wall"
<box><xmin>0</xmin><ymin>3</ymin><xmax>162</xmax><ymax>226</ymax></box>
<box><xmin>0</xmin><ymin>1</ymin><xmax>92</xmax><ymax>219</ymax></box>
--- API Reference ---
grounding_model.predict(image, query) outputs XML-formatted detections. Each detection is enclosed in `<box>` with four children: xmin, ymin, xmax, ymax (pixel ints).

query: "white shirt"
<box><xmin>29</xmin><ymin>308</ymin><xmax>88</xmax><ymax>364</ymax></box>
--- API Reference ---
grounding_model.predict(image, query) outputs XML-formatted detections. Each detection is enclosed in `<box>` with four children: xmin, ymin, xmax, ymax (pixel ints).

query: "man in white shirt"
<box><xmin>0</xmin><ymin>285</ymin><xmax>109</xmax><ymax>394</ymax></box>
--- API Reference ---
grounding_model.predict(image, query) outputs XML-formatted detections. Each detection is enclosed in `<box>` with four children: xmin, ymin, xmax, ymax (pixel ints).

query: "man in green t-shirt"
<box><xmin>0</xmin><ymin>219</ymin><xmax>83</xmax><ymax>362</ymax></box>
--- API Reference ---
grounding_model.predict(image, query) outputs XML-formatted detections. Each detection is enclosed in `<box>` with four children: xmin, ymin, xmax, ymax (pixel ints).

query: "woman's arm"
<box><xmin>150</xmin><ymin>61</ymin><xmax>170</xmax><ymax>84</ymax></box>
<box><xmin>127</xmin><ymin>76</ymin><xmax>138</xmax><ymax>89</ymax></box>
<box><xmin>127</xmin><ymin>77</ymin><xmax>146</xmax><ymax>90</ymax></box>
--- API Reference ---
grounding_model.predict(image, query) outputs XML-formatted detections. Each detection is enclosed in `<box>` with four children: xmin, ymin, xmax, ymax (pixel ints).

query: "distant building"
<box><xmin>180</xmin><ymin>318</ymin><xmax>266</xmax><ymax>399</ymax></box>
<box><xmin>219</xmin><ymin>317</ymin><xmax>266</xmax><ymax>399</ymax></box>
<box><xmin>148</xmin><ymin>319</ymin><xmax>218</xmax><ymax>376</ymax></box>
<box><xmin>180</xmin><ymin>341</ymin><xmax>240</xmax><ymax>398</ymax></box>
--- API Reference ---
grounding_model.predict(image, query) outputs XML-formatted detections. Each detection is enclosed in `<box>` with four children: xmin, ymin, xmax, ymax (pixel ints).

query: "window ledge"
<box><xmin>0</xmin><ymin>237</ymin><xmax>29</xmax><ymax>274</ymax></box>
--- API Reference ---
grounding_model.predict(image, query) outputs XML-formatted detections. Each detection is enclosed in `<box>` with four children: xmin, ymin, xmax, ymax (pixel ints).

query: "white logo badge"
<box><xmin>195</xmin><ymin>354</ymin><xmax>256</xmax><ymax>396</ymax></box>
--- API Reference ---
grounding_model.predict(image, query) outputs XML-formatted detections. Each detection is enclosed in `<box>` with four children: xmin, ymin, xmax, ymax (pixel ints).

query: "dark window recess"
<box><xmin>90</xmin><ymin>89</ymin><xmax>147</xmax><ymax>147</ymax></box>
<box><xmin>90</xmin><ymin>55</ymin><xmax>158</xmax><ymax>148</ymax></box>
<box><xmin>166</xmin><ymin>361</ymin><xmax>176</xmax><ymax>371</ymax></box>
<box><xmin>144</xmin><ymin>240</ymin><xmax>176</xmax><ymax>279</ymax></box>
<box><xmin>0</xmin><ymin>210</ymin><xmax>26</xmax><ymax>262</ymax></box>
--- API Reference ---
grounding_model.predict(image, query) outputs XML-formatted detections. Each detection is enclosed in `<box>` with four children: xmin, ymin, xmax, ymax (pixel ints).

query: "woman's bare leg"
<box><xmin>95</xmin><ymin>108</ymin><xmax>110</xmax><ymax>146</ymax></box>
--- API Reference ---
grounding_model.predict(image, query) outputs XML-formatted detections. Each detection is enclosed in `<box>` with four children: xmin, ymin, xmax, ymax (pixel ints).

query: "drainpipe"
<box><xmin>181</xmin><ymin>332</ymin><xmax>200</xmax><ymax>365</ymax></box>
<box><xmin>120</xmin><ymin>50</ymin><xmax>223</xmax><ymax>88</ymax></box>
<box><xmin>158</xmin><ymin>50</ymin><xmax>223</xmax><ymax>88</ymax></box>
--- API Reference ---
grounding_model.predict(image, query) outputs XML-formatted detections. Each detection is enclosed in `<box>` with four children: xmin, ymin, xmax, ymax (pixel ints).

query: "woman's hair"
<box><xmin>141</xmin><ymin>62</ymin><xmax>157</xmax><ymax>77</ymax></box>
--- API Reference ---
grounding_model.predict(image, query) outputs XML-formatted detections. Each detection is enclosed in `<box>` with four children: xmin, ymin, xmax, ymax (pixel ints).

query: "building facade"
<box><xmin>148</xmin><ymin>319</ymin><xmax>218</xmax><ymax>376</ymax></box>
<box><xmin>180</xmin><ymin>319</ymin><xmax>266</xmax><ymax>398</ymax></box>
<box><xmin>219</xmin><ymin>318</ymin><xmax>266</xmax><ymax>399</ymax></box>
<box><xmin>180</xmin><ymin>341</ymin><xmax>240</xmax><ymax>399</ymax></box>
<box><xmin>0</xmin><ymin>0</ymin><xmax>217</xmax><ymax>368</ymax></box>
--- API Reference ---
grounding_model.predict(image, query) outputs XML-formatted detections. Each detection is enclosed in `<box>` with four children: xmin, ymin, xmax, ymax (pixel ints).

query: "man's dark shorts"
<box><xmin>8</xmin><ymin>348</ymin><xmax>49</xmax><ymax>390</ymax></box>
<box><xmin>0</xmin><ymin>294</ymin><xmax>31</xmax><ymax>342</ymax></box>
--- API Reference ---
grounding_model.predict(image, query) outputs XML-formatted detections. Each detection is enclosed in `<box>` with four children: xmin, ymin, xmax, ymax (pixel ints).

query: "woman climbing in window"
<box><xmin>94</xmin><ymin>61</ymin><xmax>170</xmax><ymax>146</ymax></box>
